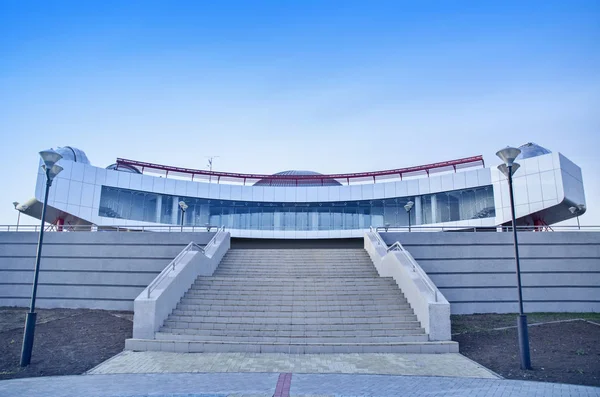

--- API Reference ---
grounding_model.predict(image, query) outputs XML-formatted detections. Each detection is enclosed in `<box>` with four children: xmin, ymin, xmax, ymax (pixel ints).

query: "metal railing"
<box><xmin>3</xmin><ymin>223</ymin><xmax>597</xmax><ymax>233</ymax></box>
<box><xmin>203</xmin><ymin>226</ymin><xmax>226</xmax><ymax>254</ymax></box>
<box><xmin>374</xmin><ymin>225</ymin><xmax>600</xmax><ymax>232</ymax></box>
<box><xmin>386</xmin><ymin>241</ymin><xmax>439</xmax><ymax>302</ymax></box>
<box><xmin>145</xmin><ymin>226</ymin><xmax>227</xmax><ymax>298</ymax></box>
<box><xmin>369</xmin><ymin>226</ymin><xmax>388</xmax><ymax>247</ymax></box>
<box><xmin>0</xmin><ymin>224</ymin><xmax>223</xmax><ymax>233</ymax></box>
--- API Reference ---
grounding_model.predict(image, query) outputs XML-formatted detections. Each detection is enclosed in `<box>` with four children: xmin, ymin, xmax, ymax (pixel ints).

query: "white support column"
<box><xmin>415</xmin><ymin>196</ymin><xmax>422</xmax><ymax>225</ymax></box>
<box><xmin>172</xmin><ymin>198</ymin><xmax>180</xmax><ymax>225</ymax></box>
<box><xmin>431</xmin><ymin>194</ymin><xmax>438</xmax><ymax>224</ymax></box>
<box><xmin>274</xmin><ymin>211</ymin><xmax>282</xmax><ymax>231</ymax></box>
<box><xmin>156</xmin><ymin>195</ymin><xmax>162</xmax><ymax>223</ymax></box>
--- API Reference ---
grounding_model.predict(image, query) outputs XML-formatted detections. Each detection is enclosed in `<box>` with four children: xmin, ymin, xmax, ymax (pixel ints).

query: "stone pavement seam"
<box><xmin>86</xmin><ymin>351</ymin><xmax>129</xmax><ymax>375</ymax></box>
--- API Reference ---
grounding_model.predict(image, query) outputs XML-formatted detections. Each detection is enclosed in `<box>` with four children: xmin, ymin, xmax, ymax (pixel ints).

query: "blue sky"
<box><xmin>1</xmin><ymin>0</ymin><xmax>599</xmax><ymax>226</ymax></box>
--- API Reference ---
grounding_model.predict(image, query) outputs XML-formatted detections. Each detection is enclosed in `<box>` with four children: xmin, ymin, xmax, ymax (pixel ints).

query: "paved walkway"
<box><xmin>87</xmin><ymin>351</ymin><xmax>499</xmax><ymax>378</ymax></box>
<box><xmin>1</xmin><ymin>372</ymin><xmax>599</xmax><ymax>397</ymax></box>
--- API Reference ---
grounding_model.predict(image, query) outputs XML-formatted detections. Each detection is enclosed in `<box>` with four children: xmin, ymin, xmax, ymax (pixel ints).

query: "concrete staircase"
<box><xmin>128</xmin><ymin>248</ymin><xmax>458</xmax><ymax>353</ymax></box>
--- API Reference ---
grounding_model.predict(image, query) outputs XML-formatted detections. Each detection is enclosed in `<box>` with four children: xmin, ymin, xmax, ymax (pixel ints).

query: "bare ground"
<box><xmin>0</xmin><ymin>307</ymin><xmax>132</xmax><ymax>380</ymax></box>
<box><xmin>452</xmin><ymin>313</ymin><xmax>600</xmax><ymax>387</ymax></box>
<box><xmin>1</xmin><ymin>307</ymin><xmax>599</xmax><ymax>387</ymax></box>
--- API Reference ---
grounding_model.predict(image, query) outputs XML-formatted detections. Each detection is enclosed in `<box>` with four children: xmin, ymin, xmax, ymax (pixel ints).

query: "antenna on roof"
<box><xmin>206</xmin><ymin>156</ymin><xmax>220</xmax><ymax>183</ymax></box>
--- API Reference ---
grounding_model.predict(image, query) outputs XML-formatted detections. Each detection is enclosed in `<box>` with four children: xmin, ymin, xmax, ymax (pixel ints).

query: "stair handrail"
<box><xmin>146</xmin><ymin>227</ymin><xmax>227</xmax><ymax>298</ymax></box>
<box><xmin>387</xmin><ymin>241</ymin><xmax>438</xmax><ymax>302</ymax></box>
<box><xmin>203</xmin><ymin>226</ymin><xmax>226</xmax><ymax>254</ymax></box>
<box><xmin>146</xmin><ymin>241</ymin><xmax>203</xmax><ymax>298</ymax></box>
<box><xmin>369</xmin><ymin>228</ymin><xmax>388</xmax><ymax>248</ymax></box>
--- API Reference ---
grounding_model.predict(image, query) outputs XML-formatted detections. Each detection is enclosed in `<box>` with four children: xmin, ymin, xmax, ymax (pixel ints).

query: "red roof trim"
<box><xmin>116</xmin><ymin>155</ymin><xmax>484</xmax><ymax>183</ymax></box>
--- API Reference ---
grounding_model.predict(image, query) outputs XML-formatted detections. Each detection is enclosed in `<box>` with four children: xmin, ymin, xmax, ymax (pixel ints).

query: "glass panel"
<box><xmin>98</xmin><ymin>184</ymin><xmax>496</xmax><ymax>229</ymax></box>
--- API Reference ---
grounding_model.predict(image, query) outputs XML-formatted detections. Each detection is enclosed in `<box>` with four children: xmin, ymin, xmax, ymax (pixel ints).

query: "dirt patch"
<box><xmin>2</xmin><ymin>308</ymin><xmax>599</xmax><ymax>386</ymax></box>
<box><xmin>453</xmin><ymin>315</ymin><xmax>600</xmax><ymax>387</ymax></box>
<box><xmin>0</xmin><ymin>307</ymin><xmax>132</xmax><ymax>380</ymax></box>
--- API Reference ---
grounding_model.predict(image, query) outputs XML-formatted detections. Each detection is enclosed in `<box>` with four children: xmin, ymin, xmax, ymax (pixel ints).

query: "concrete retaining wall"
<box><xmin>0</xmin><ymin>232</ymin><xmax>216</xmax><ymax>310</ymax></box>
<box><xmin>380</xmin><ymin>232</ymin><xmax>600</xmax><ymax>314</ymax></box>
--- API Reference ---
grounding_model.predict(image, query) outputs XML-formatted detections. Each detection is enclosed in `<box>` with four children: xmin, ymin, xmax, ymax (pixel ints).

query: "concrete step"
<box><xmin>182</xmin><ymin>293</ymin><xmax>406</xmax><ymax>301</ymax></box>
<box><xmin>213</xmin><ymin>272</ymin><xmax>379</xmax><ymax>276</ymax></box>
<box><xmin>165</xmin><ymin>316</ymin><xmax>421</xmax><ymax>326</ymax></box>
<box><xmin>157</xmin><ymin>327</ymin><xmax>423</xmax><ymax>337</ymax></box>
<box><xmin>176</xmin><ymin>303</ymin><xmax>412</xmax><ymax>312</ymax></box>
<box><xmin>218</xmin><ymin>261</ymin><xmax>375</xmax><ymax>264</ymax></box>
<box><xmin>181</xmin><ymin>297</ymin><xmax>409</xmax><ymax>305</ymax></box>
<box><xmin>171</xmin><ymin>309</ymin><xmax>418</xmax><ymax>320</ymax></box>
<box><xmin>186</xmin><ymin>289</ymin><xmax>401</xmax><ymax>296</ymax></box>
<box><xmin>187</xmin><ymin>286</ymin><xmax>403</xmax><ymax>292</ymax></box>
<box><xmin>162</xmin><ymin>320</ymin><xmax>422</xmax><ymax>330</ymax></box>
<box><xmin>214</xmin><ymin>270</ymin><xmax>377</xmax><ymax>274</ymax></box>
<box><xmin>178</xmin><ymin>298</ymin><xmax>408</xmax><ymax>307</ymax></box>
<box><xmin>154</xmin><ymin>333</ymin><xmax>428</xmax><ymax>343</ymax></box>
<box><xmin>189</xmin><ymin>283</ymin><xmax>399</xmax><ymax>290</ymax></box>
<box><xmin>193</xmin><ymin>279</ymin><xmax>396</xmax><ymax>286</ymax></box>
<box><xmin>215</xmin><ymin>269</ymin><xmax>376</xmax><ymax>272</ymax></box>
<box><xmin>125</xmin><ymin>339</ymin><xmax>459</xmax><ymax>354</ymax></box>
<box><xmin>161</xmin><ymin>323</ymin><xmax>421</xmax><ymax>332</ymax></box>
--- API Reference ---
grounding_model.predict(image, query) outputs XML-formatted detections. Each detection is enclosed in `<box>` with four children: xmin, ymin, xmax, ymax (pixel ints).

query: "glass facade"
<box><xmin>99</xmin><ymin>185</ymin><xmax>495</xmax><ymax>230</ymax></box>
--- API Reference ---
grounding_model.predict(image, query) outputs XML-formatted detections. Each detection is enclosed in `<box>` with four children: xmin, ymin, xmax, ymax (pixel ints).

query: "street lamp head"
<box><xmin>497</xmin><ymin>162</ymin><xmax>521</xmax><ymax>178</ymax></box>
<box><xmin>577</xmin><ymin>204</ymin><xmax>586</xmax><ymax>212</ymax></box>
<box><xmin>569</xmin><ymin>206</ymin><xmax>577</xmax><ymax>214</ymax></box>
<box><xmin>404</xmin><ymin>201</ymin><xmax>414</xmax><ymax>212</ymax></box>
<box><xmin>42</xmin><ymin>164</ymin><xmax>63</xmax><ymax>181</ymax></box>
<box><xmin>13</xmin><ymin>201</ymin><xmax>19</xmax><ymax>209</ymax></box>
<box><xmin>178</xmin><ymin>201</ymin><xmax>188</xmax><ymax>211</ymax></box>
<box><xmin>39</xmin><ymin>149</ymin><xmax>63</xmax><ymax>169</ymax></box>
<box><xmin>496</xmin><ymin>146</ymin><xmax>521</xmax><ymax>166</ymax></box>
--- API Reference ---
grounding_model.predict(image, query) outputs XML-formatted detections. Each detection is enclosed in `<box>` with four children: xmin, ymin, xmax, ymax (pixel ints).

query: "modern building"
<box><xmin>16</xmin><ymin>143</ymin><xmax>586</xmax><ymax>238</ymax></box>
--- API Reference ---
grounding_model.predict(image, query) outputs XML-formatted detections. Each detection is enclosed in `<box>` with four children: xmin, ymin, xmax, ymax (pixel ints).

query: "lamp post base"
<box><xmin>517</xmin><ymin>314</ymin><xmax>532</xmax><ymax>370</ymax></box>
<box><xmin>20</xmin><ymin>312</ymin><xmax>37</xmax><ymax>367</ymax></box>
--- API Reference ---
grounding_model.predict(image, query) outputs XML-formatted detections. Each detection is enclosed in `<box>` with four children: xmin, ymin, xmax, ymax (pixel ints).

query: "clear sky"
<box><xmin>1</xmin><ymin>1</ymin><xmax>599</xmax><ymax>227</ymax></box>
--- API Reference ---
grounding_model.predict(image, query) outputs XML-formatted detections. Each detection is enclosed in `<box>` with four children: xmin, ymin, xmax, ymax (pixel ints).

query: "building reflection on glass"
<box><xmin>99</xmin><ymin>185</ymin><xmax>495</xmax><ymax>230</ymax></box>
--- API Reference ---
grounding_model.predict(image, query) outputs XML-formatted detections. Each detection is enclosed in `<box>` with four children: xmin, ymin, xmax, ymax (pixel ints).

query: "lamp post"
<box><xmin>568</xmin><ymin>204</ymin><xmax>586</xmax><ymax>230</ymax></box>
<box><xmin>496</xmin><ymin>146</ymin><xmax>531</xmax><ymax>370</ymax></box>
<box><xmin>178</xmin><ymin>201</ymin><xmax>188</xmax><ymax>232</ymax></box>
<box><xmin>12</xmin><ymin>202</ymin><xmax>21</xmax><ymax>231</ymax></box>
<box><xmin>20</xmin><ymin>149</ymin><xmax>63</xmax><ymax>366</ymax></box>
<box><xmin>404</xmin><ymin>201</ymin><xmax>414</xmax><ymax>232</ymax></box>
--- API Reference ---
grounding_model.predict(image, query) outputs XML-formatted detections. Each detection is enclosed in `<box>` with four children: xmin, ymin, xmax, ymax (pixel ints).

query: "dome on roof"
<box><xmin>254</xmin><ymin>170</ymin><xmax>342</xmax><ymax>187</ymax></box>
<box><xmin>55</xmin><ymin>146</ymin><xmax>90</xmax><ymax>164</ymax></box>
<box><xmin>106</xmin><ymin>163</ymin><xmax>142</xmax><ymax>174</ymax></box>
<box><xmin>517</xmin><ymin>143</ymin><xmax>552</xmax><ymax>160</ymax></box>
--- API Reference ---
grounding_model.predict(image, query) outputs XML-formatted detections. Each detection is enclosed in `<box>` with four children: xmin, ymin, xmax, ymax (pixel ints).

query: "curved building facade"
<box><xmin>22</xmin><ymin>143</ymin><xmax>586</xmax><ymax>238</ymax></box>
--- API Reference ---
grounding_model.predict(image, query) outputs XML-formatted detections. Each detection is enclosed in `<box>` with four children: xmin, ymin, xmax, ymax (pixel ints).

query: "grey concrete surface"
<box><xmin>88</xmin><ymin>351</ymin><xmax>497</xmax><ymax>378</ymax></box>
<box><xmin>0</xmin><ymin>232</ymin><xmax>215</xmax><ymax>310</ymax></box>
<box><xmin>381</xmin><ymin>232</ymin><xmax>600</xmax><ymax>314</ymax></box>
<box><xmin>0</xmin><ymin>372</ymin><xmax>598</xmax><ymax>397</ymax></box>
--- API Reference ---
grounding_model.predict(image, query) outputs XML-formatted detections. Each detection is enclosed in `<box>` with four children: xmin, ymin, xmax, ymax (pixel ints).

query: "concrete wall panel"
<box><xmin>379</xmin><ymin>232</ymin><xmax>600</xmax><ymax>314</ymax></box>
<box><xmin>0</xmin><ymin>232</ymin><xmax>217</xmax><ymax>310</ymax></box>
